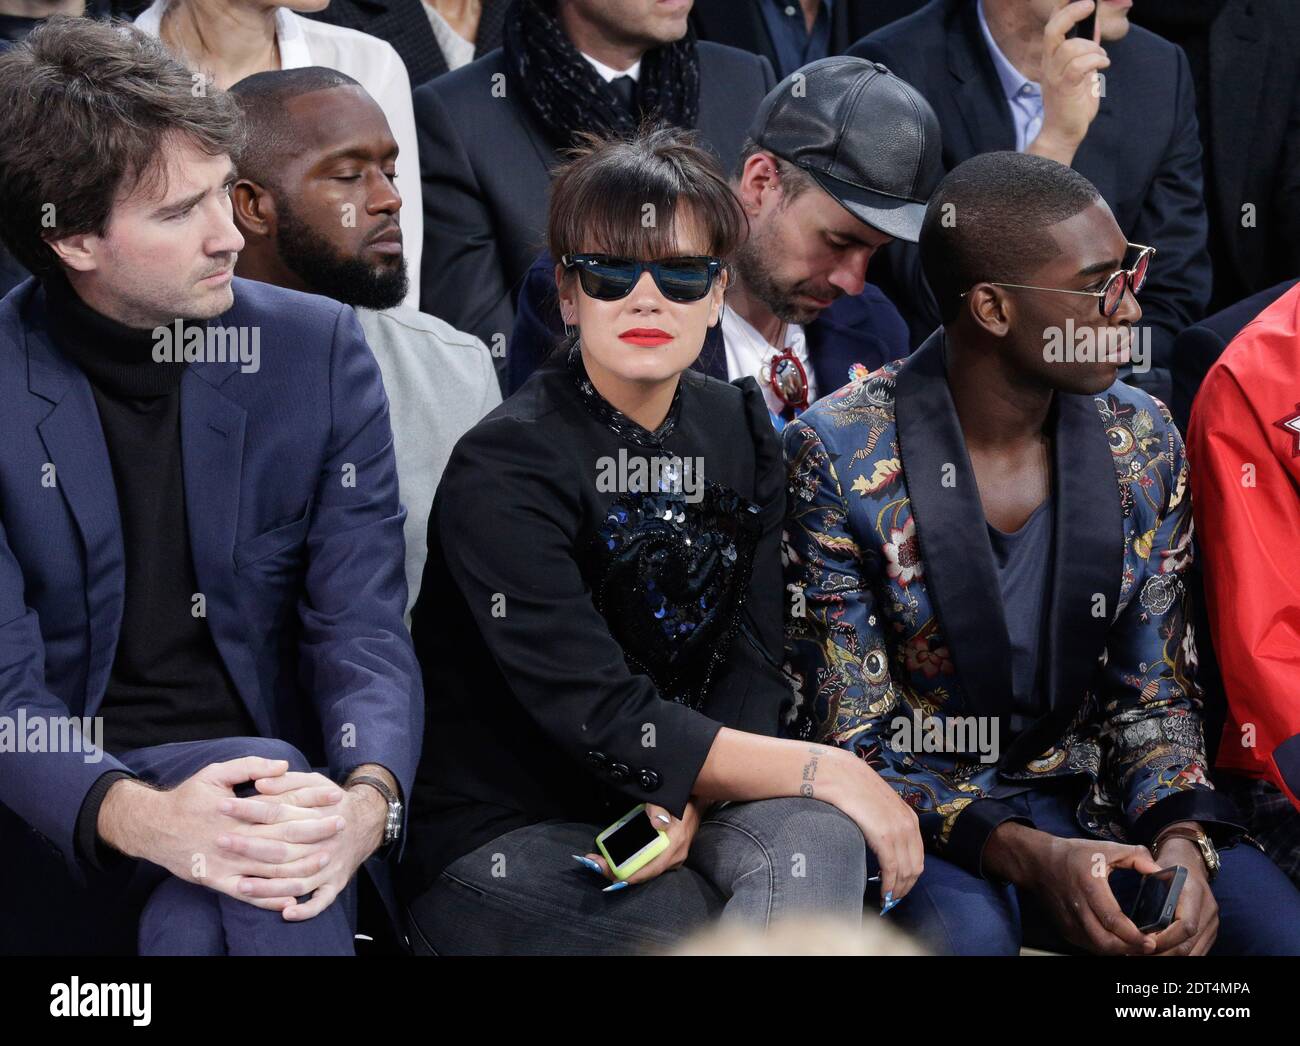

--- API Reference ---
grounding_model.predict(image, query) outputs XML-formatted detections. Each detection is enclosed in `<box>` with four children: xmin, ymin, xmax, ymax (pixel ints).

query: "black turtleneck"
<box><xmin>43</xmin><ymin>274</ymin><xmax>255</xmax><ymax>869</ymax></box>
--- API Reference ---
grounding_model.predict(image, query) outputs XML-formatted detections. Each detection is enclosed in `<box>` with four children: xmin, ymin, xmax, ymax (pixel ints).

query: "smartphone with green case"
<box><xmin>595</xmin><ymin>804</ymin><xmax>669</xmax><ymax>881</ymax></box>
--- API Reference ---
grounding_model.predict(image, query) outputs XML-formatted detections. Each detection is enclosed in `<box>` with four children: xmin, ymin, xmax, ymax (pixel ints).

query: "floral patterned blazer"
<box><xmin>782</xmin><ymin>332</ymin><xmax>1242</xmax><ymax>876</ymax></box>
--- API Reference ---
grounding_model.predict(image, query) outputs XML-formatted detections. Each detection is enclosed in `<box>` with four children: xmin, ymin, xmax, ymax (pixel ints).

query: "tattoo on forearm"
<box><xmin>800</xmin><ymin>746</ymin><xmax>821</xmax><ymax>798</ymax></box>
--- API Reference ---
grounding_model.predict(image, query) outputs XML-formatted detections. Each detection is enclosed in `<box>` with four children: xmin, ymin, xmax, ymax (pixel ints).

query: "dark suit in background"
<box><xmin>690</xmin><ymin>0</ymin><xmax>927</xmax><ymax>78</ymax></box>
<box><xmin>305</xmin><ymin>0</ymin><xmax>509</xmax><ymax>86</ymax></box>
<box><xmin>848</xmin><ymin>0</ymin><xmax>1211</xmax><ymax>398</ymax></box>
<box><xmin>505</xmin><ymin>249</ymin><xmax>911</xmax><ymax>401</ymax></box>
<box><xmin>1131</xmin><ymin>0</ymin><xmax>1300</xmax><ymax>313</ymax></box>
<box><xmin>414</xmin><ymin>42</ymin><xmax>774</xmax><ymax>364</ymax></box>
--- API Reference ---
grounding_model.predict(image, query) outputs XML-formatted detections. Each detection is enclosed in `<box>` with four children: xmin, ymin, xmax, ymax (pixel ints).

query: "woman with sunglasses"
<box><xmin>400</xmin><ymin>126</ymin><xmax>924</xmax><ymax>955</ymax></box>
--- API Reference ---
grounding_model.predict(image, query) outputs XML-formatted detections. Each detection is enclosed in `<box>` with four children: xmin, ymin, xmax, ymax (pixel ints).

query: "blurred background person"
<box><xmin>307</xmin><ymin>0</ymin><xmax>509</xmax><ymax>86</ymax></box>
<box><xmin>690</xmin><ymin>0</ymin><xmax>925</xmax><ymax>80</ymax></box>
<box><xmin>1130</xmin><ymin>1</ymin><xmax>1300</xmax><ymax>315</ymax></box>
<box><xmin>669</xmin><ymin>913</ymin><xmax>929</xmax><ymax>955</ymax></box>
<box><xmin>134</xmin><ymin>0</ymin><xmax>423</xmax><ymax>308</ymax></box>
<box><xmin>849</xmin><ymin>0</ymin><xmax>1211</xmax><ymax>403</ymax></box>
<box><xmin>229</xmin><ymin>67</ymin><xmax>500</xmax><ymax>624</ymax></box>
<box><xmin>415</xmin><ymin>0</ymin><xmax>775</xmax><ymax>376</ymax></box>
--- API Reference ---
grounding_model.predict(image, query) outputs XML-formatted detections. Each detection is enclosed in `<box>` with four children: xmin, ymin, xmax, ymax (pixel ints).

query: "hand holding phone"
<box><xmin>1128</xmin><ymin>865</ymin><xmax>1188</xmax><ymax>933</ymax></box>
<box><xmin>595</xmin><ymin>803</ymin><xmax>670</xmax><ymax>881</ymax></box>
<box><xmin>1068</xmin><ymin>7</ymin><xmax>1098</xmax><ymax>44</ymax></box>
<box><xmin>1030</xmin><ymin>1</ymin><xmax>1111</xmax><ymax>164</ymax></box>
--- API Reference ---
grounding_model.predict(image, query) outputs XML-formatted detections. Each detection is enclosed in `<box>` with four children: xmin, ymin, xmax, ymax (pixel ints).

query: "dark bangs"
<box><xmin>547</xmin><ymin>123</ymin><xmax>746</xmax><ymax>263</ymax></box>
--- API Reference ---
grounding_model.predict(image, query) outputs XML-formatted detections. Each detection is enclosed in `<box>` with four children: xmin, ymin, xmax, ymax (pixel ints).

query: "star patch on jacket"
<box><xmin>1275</xmin><ymin>403</ymin><xmax>1300</xmax><ymax>456</ymax></box>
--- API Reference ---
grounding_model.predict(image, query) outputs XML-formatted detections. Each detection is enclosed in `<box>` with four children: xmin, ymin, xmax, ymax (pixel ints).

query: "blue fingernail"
<box><xmin>570</xmin><ymin>854</ymin><xmax>602</xmax><ymax>873</ymax></box>
<box><xmin>602</xmin><ymin>881</ymin><xmax>628</xmax><ymax>892</ymax></box>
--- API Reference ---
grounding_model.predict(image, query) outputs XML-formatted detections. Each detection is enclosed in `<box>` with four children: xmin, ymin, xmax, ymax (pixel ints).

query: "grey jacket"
<box><xmin>357</xmin><ymin>304</ymin><xmax>502</xmax><ymax>622</ymax></box>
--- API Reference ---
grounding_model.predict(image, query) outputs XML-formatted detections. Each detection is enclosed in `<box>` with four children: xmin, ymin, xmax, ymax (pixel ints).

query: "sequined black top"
<box><xmin>403</xmin><ymin>348</ymin><xmax>790</xmax><ymax>896</ymax></box>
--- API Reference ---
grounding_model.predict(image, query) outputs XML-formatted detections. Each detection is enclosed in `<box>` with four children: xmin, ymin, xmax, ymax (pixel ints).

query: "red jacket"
<box><xmin>1188</xmin><ymin>283</ymin><xmax>1300</xmax><ymax>807</ymax></box>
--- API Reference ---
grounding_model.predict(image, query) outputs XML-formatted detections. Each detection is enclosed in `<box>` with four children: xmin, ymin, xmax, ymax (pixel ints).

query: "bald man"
<box><xmin>229</xmin><ymin>67</ymin><xmax>501</xmax><ymax>622</ymax></box>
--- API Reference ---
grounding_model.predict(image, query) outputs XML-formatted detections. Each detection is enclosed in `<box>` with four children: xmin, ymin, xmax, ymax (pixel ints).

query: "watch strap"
<box><xmin>347</xmin><ymin>774</ymin><xmax>402</xmax><ymax>851</ymax></box>
<box><xmin>1153</xmin><ymin>825</ymin><xmax>1218</xmax><ymax>881</ymax></box>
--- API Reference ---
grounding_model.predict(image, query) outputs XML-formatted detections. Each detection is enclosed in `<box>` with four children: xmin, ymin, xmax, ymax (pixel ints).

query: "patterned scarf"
<box><xmin>502</xmin><ymin>0</ymin><xmax>700</xmax><ymax>149</ymax></box>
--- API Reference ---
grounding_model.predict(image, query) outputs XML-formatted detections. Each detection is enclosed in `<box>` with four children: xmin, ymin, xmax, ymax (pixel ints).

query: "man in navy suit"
<box><xmin>849</xmin><ymin>0</ymin><xmax>1213</xmax><ymax>402</ymax></box>
<box><xmin>506</xmin><ymin>58</ymin><xmax>943</xmax><ymax>424</ymax></box>
<box><xmin>0</xmin><ymin>18</ymin><xmax>420</xmax><ymax>955</ymax></box>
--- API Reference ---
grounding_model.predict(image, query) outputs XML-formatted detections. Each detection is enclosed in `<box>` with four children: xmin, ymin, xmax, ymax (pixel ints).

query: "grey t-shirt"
<box><xmin>987</xmin><ymin>496</ymin><xmax>1055</xmax><ymax>734</ymax></box>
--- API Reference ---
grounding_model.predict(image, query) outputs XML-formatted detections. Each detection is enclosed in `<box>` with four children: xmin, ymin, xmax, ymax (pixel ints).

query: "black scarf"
<box><xmin>503</xmin><ymin>0</ymin><xmax>700</xmax><ymax>150</ymax></box>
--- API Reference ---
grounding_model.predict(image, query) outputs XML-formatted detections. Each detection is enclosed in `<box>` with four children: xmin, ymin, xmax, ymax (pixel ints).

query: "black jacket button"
<box><xmin>586</xmin><ymin>750</ymin><xmax>608</xmax><ymax>769</ymax></box>
<box><xmin>638</xmin><ymin>769</ymin><xmax>661</xmax><ymax>791</ymax></box>
<box><xmin>609</xmin><ymin>762</ymin><xmax>630</xmax><ymax>783</ymax></box>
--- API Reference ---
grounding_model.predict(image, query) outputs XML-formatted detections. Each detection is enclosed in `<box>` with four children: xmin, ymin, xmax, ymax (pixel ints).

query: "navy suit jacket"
<box><xmin>849</xmin><ymin>0</ymin><xmax>1212</xmax><ymax>383</ymax></box>
<box><xmin>0</xmin><ymin>277</ymin><xmax>423</xmax><ymax>878</ymax></box>
<box><xmin>505</xmin><ymin>250</ymin><xmax>911</xmax><ymax>399</ymax></box>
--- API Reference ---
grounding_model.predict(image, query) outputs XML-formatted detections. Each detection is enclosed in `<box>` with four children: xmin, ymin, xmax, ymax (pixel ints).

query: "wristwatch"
<box><xmin>1154</xmin><ymin>825</ymin><xmax>1219</xmax><ymax>882</ymax></box>
<box><xmin>347</xmin><ymin>774</ymin><xmax>403</xmax><ymax>857</ymax></box>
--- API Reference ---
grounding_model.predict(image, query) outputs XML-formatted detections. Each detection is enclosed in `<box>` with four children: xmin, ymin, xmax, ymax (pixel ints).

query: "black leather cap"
<box><xmin>749</xmin><ymin>57</ymin><xmax>944</xmax><ymax>242</ymax></box>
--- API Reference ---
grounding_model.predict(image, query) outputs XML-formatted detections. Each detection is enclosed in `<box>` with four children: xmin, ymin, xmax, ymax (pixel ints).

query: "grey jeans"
<box><xmin>406</xmin><ymin>797</ymin><xmax>871</xmax><ymax>955</ymax></box>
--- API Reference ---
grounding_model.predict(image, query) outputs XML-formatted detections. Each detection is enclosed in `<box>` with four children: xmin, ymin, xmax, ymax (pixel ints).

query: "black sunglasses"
<box><xmin>561</xmin><ymin>253</ymin><xmax>723</xmax><ymax>303</ymax></box>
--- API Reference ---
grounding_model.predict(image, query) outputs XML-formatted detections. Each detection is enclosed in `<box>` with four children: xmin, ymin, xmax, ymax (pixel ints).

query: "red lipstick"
<box><xmin>618</xmin><ymin>327</ymin><xmax>672</xmax><ymax>346</ymax></box>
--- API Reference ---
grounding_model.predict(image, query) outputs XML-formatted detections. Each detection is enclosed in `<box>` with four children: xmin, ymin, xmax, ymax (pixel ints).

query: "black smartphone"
<box><xmin>1128</xmin><ymin>865</ymin><xmax>1187</xmax><ymax>933</ymax></box>
<box><xmin>1069</xmin><ymin>11</ymin><xmax>1098</xmax><ymax>42</ymax></box>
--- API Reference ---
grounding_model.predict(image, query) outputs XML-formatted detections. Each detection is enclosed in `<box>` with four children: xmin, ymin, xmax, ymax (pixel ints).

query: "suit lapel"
<box><xmin>895</xmin><ymin>332</ymin><xmax>1013</xmax><ymax>740</ymax></box>
<box><xmin>180</xmin><ymin>359</ymin><xmax>271</xmax><ymax>734</ymax></box>
<box><xmin>946</xmin><ymin>1</ymin><xmax>1016</xmax><ymax>158</ymax></box>
<box><xmin>1072</xmin><ymin>74</ymin><xmax>1120</xmax><ymax>203</ymax></box>
<box><xmin>27</xmin><ymin>311</ymin><xmax>124</xmax><ymax>717</ymax></box>
<box><xmin>1209</xmin><ymin>3</ymin><xmax>1264</xmax><ymax>279</ymax></box>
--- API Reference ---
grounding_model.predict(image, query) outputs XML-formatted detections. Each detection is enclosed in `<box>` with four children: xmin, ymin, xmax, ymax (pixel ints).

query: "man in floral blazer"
<box><xmin>783</xmin><ymin>152</ymin><xmax>1300</xmax><ymax>955</ymax></box>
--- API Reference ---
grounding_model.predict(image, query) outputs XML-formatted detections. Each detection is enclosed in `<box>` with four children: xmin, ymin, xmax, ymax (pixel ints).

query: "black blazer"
<box><xmin>402</xmin><ymin>358</ymin><xmax>790</xmax><ymax>897</ymax></box>
<box><xmin>690</xmin><ymin>0</ymin><xmax>927</xmax><ymax>73</ymax></box>
<box><xmin>305</xmin><ymin>0</ymin><xmax>510</xmax><ymax>87</ymax></box>
<box><xmin>414</xmin><ymin>42</ymin><xmax>775</xmax><ymax>360</ymax></box>
<box><xmin>848</xmin><ymin>0</ymin><xmax>1212</xmax><ymax>381</ymax></box>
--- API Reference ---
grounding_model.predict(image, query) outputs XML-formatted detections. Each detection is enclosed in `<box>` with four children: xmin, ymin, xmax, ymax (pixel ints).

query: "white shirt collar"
<box><xmin>135</xmin><ymin>0</ymin><xmax>312</xmax><ymax>69</ymax></box>
<box><xmin>976</xmin><ymin>0</ymin><xmax>1039</xmax><ymax>101</ymax></box>
<box><xmin>581</xmin><ymin>51</ymin><xmax>642</xmax><ymax>83</ymax></box>
<box><xmin>720</xmin><ymin>305</ymin><xmax>814</xmax><ymax>418</ymax></box>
